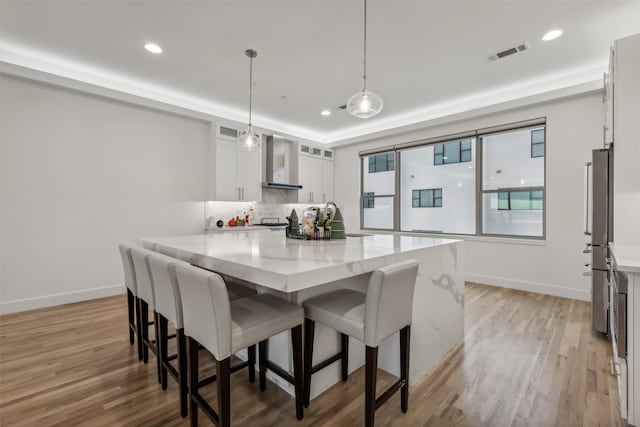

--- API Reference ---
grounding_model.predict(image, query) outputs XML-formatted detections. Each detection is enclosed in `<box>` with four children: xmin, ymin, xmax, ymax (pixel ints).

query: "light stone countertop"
<box><xmin>139</xmin><ymin>230</ymin><xmax>461</xmax><ymax>292</ymax></box>
<box><xmin>609</xmin><ymin>242</ymin><xmax>640</xmax><ymax>274</ymax></box>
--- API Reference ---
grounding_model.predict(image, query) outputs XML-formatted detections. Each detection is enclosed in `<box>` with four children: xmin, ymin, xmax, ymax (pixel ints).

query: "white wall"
<box><xmin>334</xmin><ymin>92</ymin><xmax>603</xmax><ymax>301</ymax></box>
<box><xmin>0</xmin><ymin>76</ymin><xmax>210</xmax><ymax>313</ymax></box>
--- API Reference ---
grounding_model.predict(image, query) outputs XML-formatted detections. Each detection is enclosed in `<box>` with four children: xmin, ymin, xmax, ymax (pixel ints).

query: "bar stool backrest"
<box><xmin>364</xmin><ymin>260</ymin><xmax>419</xmax><ymax>347</ymax></box>
<box><xmin>147</xmin><ymin>253</ymin><xmax>187</xmax><ymax>329</ymax></box>
<box><xmin>118</xmin><ymin>244</ymin><xmax>137</xmax><ymax>295</ymax></box>
<box><xmin>174</xmin><ymin>264</ymin><xmax>232</xmax><ymax>360</ymax></box>
<box><xmin>130</xmin><ymin>248</ymin><xmax>156</xmax><ymax>309</ymax></box>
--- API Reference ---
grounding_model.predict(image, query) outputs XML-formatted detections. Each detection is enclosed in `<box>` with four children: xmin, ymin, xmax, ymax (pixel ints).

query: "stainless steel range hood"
<box><xmin>263</xmin><ymin>136</ymin><xmax>302</xmax><ymax>190</ymax></box>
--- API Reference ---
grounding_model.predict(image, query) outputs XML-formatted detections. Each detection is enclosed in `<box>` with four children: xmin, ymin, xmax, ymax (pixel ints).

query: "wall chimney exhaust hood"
<box><xmin>263</xmin><ymin>136</ymin><xmax>303</xmax><ymax>190</ymax></box>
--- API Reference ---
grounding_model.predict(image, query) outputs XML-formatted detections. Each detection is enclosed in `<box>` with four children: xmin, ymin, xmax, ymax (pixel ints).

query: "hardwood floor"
<box><xmin>0</xmin><ymin>283</ymin><xmax>624</xmax><ymax>426</ymax></box>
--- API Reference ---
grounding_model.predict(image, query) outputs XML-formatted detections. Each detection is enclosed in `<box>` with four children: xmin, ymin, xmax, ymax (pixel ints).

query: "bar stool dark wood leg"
<box><xmin>258</xmin><ymin>340</ymin><xmax>268</xmax><ymax>392</ymax></box>
<box><xmin>291</xmin><ymin>325</ymin><xmax>304</xmax><ymax>420</ymax></box>
<box><xmin>159</xmin><ymin>314</ymin><xmax>169</xmax><ymax>390</ymax></box>
<box><xmin>340</xmin><ymin>333</ymin><xmax>349</xmax><ymax>381</ymax></box>
<box><xmin>135</xmin><ymin>297</ymin><xmax>143</xmax><ymax>361</ymax></box>
<box><xmin>247</xmin><ymin>345</ymin><xmax>256</xmax><ymax>383</ymax></box>
<box><xmin>365</xmin><ymin>346</ymin><xmax>378</xmax><ymax>427</ymax></box>
<box><xmin>154</xmin><ymin>311</ymin><xmax>162</xmax><ymax>384</ymax></box>
<box><xmin>177</xmin><ymin>329</ymin><xmax>188</xmax><ymax>418</ymax></box>
<box><xmin>216</xmin><ymin>357</ymin><xmax>231</xmax><ymax>427</ymax></box>
<box><xmin>400</xmin><ymin>325</ymin><xmax>410</xmax><ymax>413</ymax></box>
<box><xmin>139</xmin><ymin>299</ymin><xmax>149</xmax><ymax>363</ymax></box>
<box><xmin>127</xmin><ymin>289</ymin><xmax>135</xmax><ymax>345</ymax></box>
<box><xmin>303</xmin><ymin>319</ymin><xmax>315</xmax><ymax>407</ymax></box>
<box><xmin>187</xmin><ymin>336</ymin><xmax>199</xmax><ymax>427</ymax></box>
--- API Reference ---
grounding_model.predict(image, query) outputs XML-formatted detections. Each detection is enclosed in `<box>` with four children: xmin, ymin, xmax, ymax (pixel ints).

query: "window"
<box><xmin>482</xmin><ymin>126</ymin><xmax>545</xmax><ymax>237</ymax></box>
<box><xmin>400</xmin><ymin>141</ymin><xmax>476</xmax><ymax>234</ymax></box>
<box><xmin>497</xmin><ymin>191</ymin><xmax>543</xmax><ymax>210</ymax></box>
<box><xmin>361</xmin><ymin>121</ymin><xmax>545</xmax><ymax>239</ymax></box>
<box><xmin>363</xmin><ymin>192</ymin><xmax>375</xmax><ymax>208</ymax></box>
<box><xmin>362</xmin><ymin>152</ymin><xmax>396</xmax><ymax>229</ymax></box>
<box><xmin>531</xmin><ymin>129</ymin><xmax>544</xmax><ymax>158</ymax></box>
<box><xmin>434</xmin><ymin>139</ymin><xmax>472</xmax><ymax>165</ymax></box>
<box><xmin>412</xmin><ymin>189</ymin><xmax>442</xmax><ymax>208</ymax></box>
<box><xmin>368</xmin><ymin>153</ymin><xmax>394</xmax><ymax>173</ymax></box>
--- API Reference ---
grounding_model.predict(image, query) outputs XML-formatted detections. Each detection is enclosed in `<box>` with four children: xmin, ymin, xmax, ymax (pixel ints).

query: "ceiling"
<box><xmin>1</xmin><ymin>1</ymin><xmax>640</xmax><ymax>144</ymax></box>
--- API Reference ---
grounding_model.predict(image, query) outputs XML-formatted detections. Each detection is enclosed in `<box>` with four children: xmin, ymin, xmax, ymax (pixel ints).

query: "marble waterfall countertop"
<box><xmin>610</xmin><ymin>242</ymin><xmax>640</xmax><ymax>273</ymax></box>
<box><xmin>138</xmin><ymin>230</ymin><xmax>461</xmax><ymax>293</ymax></box>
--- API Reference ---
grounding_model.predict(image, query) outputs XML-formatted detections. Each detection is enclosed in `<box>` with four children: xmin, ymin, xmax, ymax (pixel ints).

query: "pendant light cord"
<box><xmin>362</xmin><ymin>0</ymin><xmax>368</xmax><ymax>91</ymax></box>
<box><xmin>248</xmin><ymin>55</ymin><xmax>253</xmax><ymax>127</ymax></box>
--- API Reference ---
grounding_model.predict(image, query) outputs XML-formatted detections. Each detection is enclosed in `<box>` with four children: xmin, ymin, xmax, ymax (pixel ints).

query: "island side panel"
<box><xmin>377</xmin><ymin>240</ymin><xmax>465</xmax><ymax>383</ymax></box>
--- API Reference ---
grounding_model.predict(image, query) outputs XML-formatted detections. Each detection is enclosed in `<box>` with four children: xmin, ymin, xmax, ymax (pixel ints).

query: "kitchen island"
<box><xmin>139</xmin><ymin>230</ymin><xmax>464</xmax><ymax>400</ymax></box>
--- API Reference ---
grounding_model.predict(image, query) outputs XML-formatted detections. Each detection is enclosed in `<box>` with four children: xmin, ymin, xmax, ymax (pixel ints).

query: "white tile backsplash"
<box><xmin>205</xmin><ymin>200</ymin><xmax>325</xmax><ymax>227</ymax></box>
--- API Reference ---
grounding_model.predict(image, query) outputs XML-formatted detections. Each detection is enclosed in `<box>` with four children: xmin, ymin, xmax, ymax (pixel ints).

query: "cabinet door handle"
<box><xmin>241</xmin><ymin>187</ymin><xmax>244</xmax><ymax>200</ymax></box>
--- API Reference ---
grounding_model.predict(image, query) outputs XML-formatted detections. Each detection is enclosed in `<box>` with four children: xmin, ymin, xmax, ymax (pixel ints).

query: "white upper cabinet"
<box><xmin>322</xmin><ymin>158</ymin><xmax>334</xmax><ymax>203</ymax></box>
<box><xmin>215</xmin><ymin>131</ymin><xmax>262</xmax><ymax>202</ymax></box>
<box><xmin>604</xmin><ymin>47</ymin><xmax>614</xmax><ymax>146</ymax></box>
<box><xmin>298</xmin><ymin>143</ymin><xmax>333</xmax><ymax>204</ymax></box>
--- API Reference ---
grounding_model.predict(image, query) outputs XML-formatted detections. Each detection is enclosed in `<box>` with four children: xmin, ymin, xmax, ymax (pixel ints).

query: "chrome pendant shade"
<box><xmin>347</xmin><ymin>0</ymin><xmax>383</xmax><ymax>119</ymax></box>
<box><xmin>239</xmin><ymin>49</ymin><xmax>260</xmax><ymax>151</ymax></box>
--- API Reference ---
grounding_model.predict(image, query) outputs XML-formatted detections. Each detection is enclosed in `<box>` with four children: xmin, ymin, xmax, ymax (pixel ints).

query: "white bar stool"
<box><xmin>302</xmin><ymin>260</ymin><xmax>419</xmax><ymax>427</ymax></box>
<box><xmin>118</xmin><ymin>244</ymin><xmax>142</xmax><ymax>361</ymax></box>
<box><xmin>130</xmin><ymin>248</ymin><xmax>162</xmax><ymax>383</ymax></box>
<box><xmin>174</xmin><ymin>264</ymin><xmax>305</xmax><ymax>426</ymax></box>
<box><xmin>146</xmin><ymin>252</ymin><xmax>258</xmax><ymax>418</ymax></box>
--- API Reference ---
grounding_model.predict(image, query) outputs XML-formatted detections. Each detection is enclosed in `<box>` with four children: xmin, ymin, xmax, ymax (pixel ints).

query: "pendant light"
<box><xmin>238</xmin><ymin>49</ymin><xmax>260</xmax><ymax>151</ymax></box>
<box><xmin>346</xmin><ymin>0</ymin><xmax>383</xmax><ymax>119</ymax></box>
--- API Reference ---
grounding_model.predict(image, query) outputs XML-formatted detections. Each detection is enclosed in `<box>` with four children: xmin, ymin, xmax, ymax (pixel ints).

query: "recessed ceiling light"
<box><xmin>321</xmin><ymin>110</ymin><xmax>331</xmax><ymax>116</ymax></box>
<box><xmin>541</xmin><ymin>29</ymin><xmax>563</xmax><ymax>42</ymax></box>
<box><xmin>144</xmin><ymin>43</ymin><xmax>163</xmax><ymax>54</ymax></box>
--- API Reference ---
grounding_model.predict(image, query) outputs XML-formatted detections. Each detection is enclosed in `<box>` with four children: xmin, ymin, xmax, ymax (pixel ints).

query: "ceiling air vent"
<box><xmin>489</xmin><ymin>42</ymin><xmax>529</xmax><ymax>62</ymax></box>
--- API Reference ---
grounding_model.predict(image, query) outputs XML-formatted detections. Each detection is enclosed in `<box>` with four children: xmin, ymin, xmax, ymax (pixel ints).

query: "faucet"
<box><xmin>324</xmin><ymin>201</ymin><xmax>337</xmax><ymax>219</ymax></box>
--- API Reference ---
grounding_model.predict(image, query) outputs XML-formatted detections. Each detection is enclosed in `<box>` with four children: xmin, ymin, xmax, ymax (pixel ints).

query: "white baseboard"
<box><xmin>0</xmin><ymin>284</ymin><xmax>126</xmax><ymax>315</ymax></box>
<box><xmin>465</xmin><ymin>273</ymin><xmax>590</xmax><ymax>302</ymax></box>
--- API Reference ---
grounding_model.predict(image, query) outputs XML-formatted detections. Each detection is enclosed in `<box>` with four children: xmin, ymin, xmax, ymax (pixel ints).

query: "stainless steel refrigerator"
<box><xmin>585</xmin><ymin>146</ymin><xmax>614</xmax><ymax>334</ymax></box>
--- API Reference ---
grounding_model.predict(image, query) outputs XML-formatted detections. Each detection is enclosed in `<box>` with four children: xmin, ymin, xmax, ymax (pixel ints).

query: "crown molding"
<box><xmin>1</xmin><ymin>42</ymin><xmax>604</xmax><ymax>146</ymax></box>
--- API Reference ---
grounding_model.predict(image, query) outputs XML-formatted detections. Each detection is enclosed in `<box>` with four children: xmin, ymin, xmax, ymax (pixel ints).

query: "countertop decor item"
<box><xmin>346</xmin><ymin>0</ymin><xmax>383</xmax><ymax>119</ymax></box>
<box><xmin>331</xmin><ymin>208</ymin><xmax>345</xmax><ymax>239</ymax></box>
<box><xmin>238</xmin><ymin>49</ymin><xmax>260</xmax><ymax>151</ymax></box>
<box><xmin>288</xmin><ymin>209</ymin><xmax>299</xmax><ymax>237</ymax></box>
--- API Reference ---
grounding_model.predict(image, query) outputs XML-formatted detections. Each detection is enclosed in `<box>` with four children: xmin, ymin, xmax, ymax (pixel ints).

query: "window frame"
<box><xmin>360</xmin><ymin>152</ymin><xmax>398</xmax><ymax>231</ymax></box>
<box><xmin>477</xmin><ymin>124</ymin><xmax>546</xmax><ymax>239</ymax></box>
<box><xmin>360</xmin><ymin>120</ymin><xmax>546</xmax><ymax>240</ymax></box>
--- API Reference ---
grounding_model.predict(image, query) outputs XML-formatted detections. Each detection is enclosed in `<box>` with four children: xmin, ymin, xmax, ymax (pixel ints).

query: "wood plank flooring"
<box><xmin>0</xmin><ymin>283</ymin><xmax>624</xmax><ymax>426</ymax></box>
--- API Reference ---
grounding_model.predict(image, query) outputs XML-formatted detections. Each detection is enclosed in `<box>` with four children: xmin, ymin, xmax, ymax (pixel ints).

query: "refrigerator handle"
<box><xmin>584</xmin><ymin>161</ymin><xmax>592</xmax><ymax>236</ymax></box>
